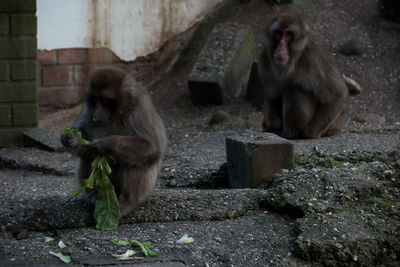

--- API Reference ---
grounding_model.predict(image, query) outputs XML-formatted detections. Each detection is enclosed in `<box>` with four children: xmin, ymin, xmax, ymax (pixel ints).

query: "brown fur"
<box><xmin>257</xmin><ymin>13</ymin><xmax>349</xmax><ymax>139</ymax></box>
<box><xmin>61</xmin><ymin>66</ymin><xmax>168</xmax><ymax>217</ymax></box>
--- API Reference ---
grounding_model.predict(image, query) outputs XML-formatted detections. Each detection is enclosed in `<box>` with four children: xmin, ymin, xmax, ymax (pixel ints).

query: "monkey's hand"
<box><xmin>60</xmin><ymin>133</ymin><xmax>79</xmax><ymax>148</ymax></box>
<box><xmin>89</xmin><ymin>137</ymin><xmax>114</xmax><ymax>156</ymax></box>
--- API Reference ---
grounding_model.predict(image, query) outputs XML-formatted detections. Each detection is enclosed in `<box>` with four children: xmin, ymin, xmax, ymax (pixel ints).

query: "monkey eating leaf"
<box><xmin>64</xmin><ymin>128</ymin><xmax>120</xmax><ymax>230</ymax></box>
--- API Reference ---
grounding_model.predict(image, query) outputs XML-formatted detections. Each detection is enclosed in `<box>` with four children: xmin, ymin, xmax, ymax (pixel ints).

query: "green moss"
<box><xmin>231</xmin><ymin>32</ymin><xmax>255</xmax><ymax>79</ymax></box>
<box><xmin>358</xmin><ymin>196</ymin><xmax>400</xmax><ymax>212</ymax></box>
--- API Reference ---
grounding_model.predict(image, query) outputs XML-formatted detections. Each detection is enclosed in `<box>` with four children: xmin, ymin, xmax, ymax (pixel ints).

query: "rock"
<box><xmin>339</xmin><ymin>39</ymin><xmax>365</xmax><ymax>55</ymax></box>
<box><xmin>353</xmin><ymin>113</ymin><xmax>386</xmax><ymax>125</ymax></box>
<box><xmin>343</xmin><ymin>75</ymin><xmax>362</xmax><ymax>95</ymax></box>
<box><xmin>23</xmin><ymin>128</ymin><xmax>64</xmax><ymax>152</ymax></box>
<box><xmin>226</xmin><ymin>131</ymin><xmax>294</xmax><ymax>188</ymax></box>
<box><xmin>295</xmin><ymin>210</ymin><xmax>400</xmax><ymax>266</ymax></box>
<box><xmin>12</xmin><ymin>229</ymin><xmax>29</xmax><ymax>240</ymax></box>
<box><xmin>188</xmin><ymin>22</ymin><xmax>255</xmax><ymax>105</ymax></box>
<box><xmin>209</xmin><ymin>110</ymin><xmax>230</xmax><ymax>125</ymax></box>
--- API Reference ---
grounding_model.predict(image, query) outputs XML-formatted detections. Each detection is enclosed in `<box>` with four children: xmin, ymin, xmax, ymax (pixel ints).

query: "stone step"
<box><xmin>188</xmin><ymin>22</ymin><xmax>255</xmax><ymax>105</ymax></box>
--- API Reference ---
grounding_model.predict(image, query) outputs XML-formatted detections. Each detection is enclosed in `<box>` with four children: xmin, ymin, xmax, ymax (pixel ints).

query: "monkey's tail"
<box><xmin>343</xmin><ymin>74</ymin><xmax>362</xmax><ymax>95</ymax></box>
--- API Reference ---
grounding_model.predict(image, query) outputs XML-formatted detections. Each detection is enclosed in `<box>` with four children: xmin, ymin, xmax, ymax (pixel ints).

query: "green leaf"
<box><xmin>63</xmin><ymin>128</ymin><xmax>90</xmax><ymax>145</ymax></box>
<box><xmin>112</xmin><ymin>238</ymin><xmax>131</xmax><ymax>246</ymax></box>
<box><xmin>49</xmin><ymin>251</ymin><xmax>71</xmax><ymax>264</ymax></box>
<box><xmin>131</xmin><ymin>240</ymin><xmax>159</xmax><ymax>257</ymax></box>
<box><xmin>63</xmin><ymin>128</ymin><xmax>73</xmax><ymax>136</ymax></box>
<box><xmin>94</xmin><ymin>169</ymin><xmax>120</xmax><ymax>230</ymax></box>
<box><xmin>71</xmin><ymin>187</ymin><xmax>85</xmax><ymax>197</ymax></box>
<box><xmin>65</xmin><ymin>128</ymin><xmax>120</xmax><ymax>231</ymax></box>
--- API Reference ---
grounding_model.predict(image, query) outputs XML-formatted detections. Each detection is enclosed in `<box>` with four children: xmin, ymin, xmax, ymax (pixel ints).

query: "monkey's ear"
<box><xmin>122</xmin><ymin>74</ymin><xmax>139</xmax><ymax>98</ymax></box>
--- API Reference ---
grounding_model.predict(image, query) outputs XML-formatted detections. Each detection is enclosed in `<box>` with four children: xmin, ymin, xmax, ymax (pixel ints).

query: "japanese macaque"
<box><xmin>257</xmin><ymin>13</ymin><xmax>349</xmax><ymax>139</ymax></box>
<box><xmin>61</xmin><ymin>66</ymin><xmax>168</xmax><ymax>217</ymax></box>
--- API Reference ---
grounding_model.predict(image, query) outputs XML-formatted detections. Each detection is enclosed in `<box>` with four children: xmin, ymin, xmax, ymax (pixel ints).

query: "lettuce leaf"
<box><xmin>64</xmin><ymin>128</ymin><xmax>120</xmax><ymax>230</ymax></box>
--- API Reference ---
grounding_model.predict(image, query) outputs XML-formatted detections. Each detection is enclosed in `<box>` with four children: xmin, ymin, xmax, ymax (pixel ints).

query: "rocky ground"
<box><xmin>1</xmin><ymin>0</ymin><xmax>399</xmax><ymax>266</ymax></box>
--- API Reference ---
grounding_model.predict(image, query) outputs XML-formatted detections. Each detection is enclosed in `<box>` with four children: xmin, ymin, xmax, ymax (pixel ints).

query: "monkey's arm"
<box><xmin>262</xmin><ymin>97</ymin><xmax>283</xmax><ymax>132</ymax></box>
<box><xmin>90</xmin><ymin>135</ymin><xmax>160</xmax><ymax>167</ymax></box>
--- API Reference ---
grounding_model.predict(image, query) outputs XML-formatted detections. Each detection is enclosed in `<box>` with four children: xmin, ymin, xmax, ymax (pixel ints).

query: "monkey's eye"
<box><xmin>100</xmin><ymin>98</ymin><xmax>114</xmax><ymax>108</ymax></box>
<box><xmin>284</xmin><ymin>30</ymin><xmax>294</xmax><ymax>40</ymax></box>
<box><xmin>85</xmin><ymin>95</ymin><xmax>96</xmax><ymax>106</ymax></box>
<box><xmin>274</xmin><ymin>29</ymin><xmax>294</xmax><ymax>41</ymax></box>
<box><xmin>274</xmin><ymin>30</ymin><xmax>284</xmax><ymax>40</ymax></box>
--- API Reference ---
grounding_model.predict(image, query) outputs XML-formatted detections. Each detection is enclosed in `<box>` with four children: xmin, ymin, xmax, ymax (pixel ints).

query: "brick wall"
<box><xmin>37</xmin><ymin>48</ymin><xmax>89</xmax><ymax>109</ymax></box>
<box><xmin>37</xmin><ymin>40</ymin><xmax>187</xmax><ymax>110</ymax></box>
<box><xmin>0</xmin><ymin>0</ymin><xmax>38</xmax><ymax>146</ymax></box>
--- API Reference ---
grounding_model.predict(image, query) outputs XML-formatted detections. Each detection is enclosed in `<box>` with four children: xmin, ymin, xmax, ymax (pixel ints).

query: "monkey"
<box><xmin>60</xmin><ymin>66</ymin><xmax>168</xmax><ymax>217</ymax></box>
<box><xmin>257</xmin><ymin>13</ymin><xmax>349</xmax><ymax>139</ymax></box>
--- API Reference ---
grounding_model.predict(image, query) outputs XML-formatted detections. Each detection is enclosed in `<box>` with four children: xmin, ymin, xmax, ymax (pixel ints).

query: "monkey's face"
<box><xmin>272</xmin><ymin>28</ymin><xmax>293</xmax><ymax>65</ymax></box>
<box><xmin>267</xmin><ymin>14</ymin><xmax>310</xmax><ymax>67</ymax></box>
<box><xmin>86</xmin><ymin>92</ymin><xmax>116</xmax><ymax>122</ymax></box>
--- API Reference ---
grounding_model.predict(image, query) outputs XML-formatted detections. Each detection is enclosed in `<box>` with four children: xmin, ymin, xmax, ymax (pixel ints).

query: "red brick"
<box><xmin>37</xmin><ymin>50</ymin><xmax>56</xmax><ymax>64</ymax></box>
<box><xmin>58</xmin><ymin>48</ymin><xmax>87</xmax><ymax>64</ymax></box>
<box><xmin>73</xmin><ymin>65</ymin><xmax>88</xmax><ymax>85</ymax></box>
<box><xmin>39</xmin><ymin>86</ymin><xmax>84</xmax><ymax>108</ymax></box>
<box><xmin>42</xmin><ymin>66</ymin><xmax>72</xmax><ymax>86</ymax></box>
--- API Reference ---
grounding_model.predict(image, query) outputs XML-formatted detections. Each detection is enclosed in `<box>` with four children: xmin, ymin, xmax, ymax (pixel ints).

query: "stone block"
<box><xmin>0</xmin><ymin>39</ymin><xmax>37</xmax><ymax>59</ymax></box>
<box><xmin>23</xmin><ymin>128</ymin><xmax>64</xmax><ymax>152</ymax></box>
<box><xmin>0</xmin><ymin>83</ymin><xmax>37</xmax><ymax>102</ymax></box>
<box><xmin>10</xmin><ymin>15</ymin><xmax>37</xmax><ymax>36</ymax></box>
<box><xmin>58</xmin><ymin>48</ymin><xmax>87</xmax><ymax>64</ymax></box>
<box><xmin>37</xmin><ymin>50</ymin><xmax>56</xmax><ymax>64</ymax></box>
<box><xmin>0</xmin><ymin>15</ymin><xmax>8</xmax><ymax>36</ymax></box>
<box><xmin>226</xmin><ymin>131</ymin><xmax>294</xmax><ymax>188</ymax></box>
<box><xmin>188</xmin><ymin>22</ymin><xmax>255</xmax><ymax>105</ymax></box>
<box><xmin>11</xmin><ymin>61</ymin><xmax>36</xmax><ymax>80</ymax></box>
<box><xmin>0</xmin><ymin>104</ymin><xmax>12</xmax><ymax>126</ymax></box>
<box><xmin>42</xmin><ymin>66</ymin><xmax>72</xmax><ymax>86</ymax></box>
<box><xmin>0</xmin><ymin>0</ymin><xmax>36</xmax><ymax>12</ymax></box>
<box><xmin>12</xmin><ymin>103</ymin><xmax>38</xmax><ymax>126</ymax></box>
<box><xmin>0</xmin><ymin>62</ymin><xmax>9</xmax><ymax>80</ymax></box>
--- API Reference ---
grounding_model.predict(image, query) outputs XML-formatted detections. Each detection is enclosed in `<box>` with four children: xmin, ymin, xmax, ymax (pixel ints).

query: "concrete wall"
<box><xmin>37</xmin><ymin>0</ymin><xmax>224</xmax><ymax>61</ymax></box>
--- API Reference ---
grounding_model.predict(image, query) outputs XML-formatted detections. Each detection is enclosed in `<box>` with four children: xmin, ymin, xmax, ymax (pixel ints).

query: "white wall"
<box><xmin>37</xmin><ymin>0</ymin><xmax>224</xmax><ymax>61</ymax></box>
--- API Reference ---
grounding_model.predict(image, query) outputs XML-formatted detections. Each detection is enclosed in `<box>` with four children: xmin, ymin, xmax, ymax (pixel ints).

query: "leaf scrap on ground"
<box><xmin>49</xmin><ymin>251</ymin><xmax>71</xmax><ymax>264</ymax></box>
<box><xmin>112</xmin><ymin>238</ymin><xmax>159</xmax><ymax>257</ymax></box>
<box><xmin>176</xmin><ymin>234</ymin><xmax>195</xmax><ymax>244</ymax></box>
<box><xmin>44</xmin><ymin>237</ymin><xmax>54</xmax><ymax>243</ymax></box>
<box><xmin>58</xmin><ymin>240</ymin><xmax>66</xmax><ymax>249</ymax></box>
<box><xmin>112</xmin><ymin>249</ymin><xmax>136</xmax><ymax>259</ymax></box>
